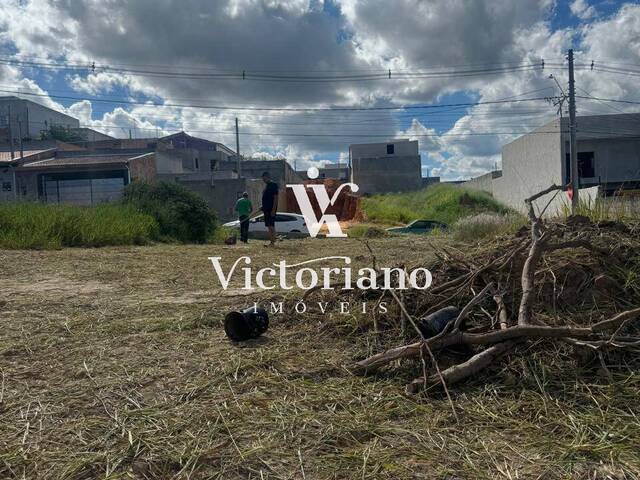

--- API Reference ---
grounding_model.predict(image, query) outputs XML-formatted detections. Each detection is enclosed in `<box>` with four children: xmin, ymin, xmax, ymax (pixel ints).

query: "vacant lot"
<box><xmin>1</xmin><ymin>237</ymin><xmax>639</xmax><ymax>479</ymax></box>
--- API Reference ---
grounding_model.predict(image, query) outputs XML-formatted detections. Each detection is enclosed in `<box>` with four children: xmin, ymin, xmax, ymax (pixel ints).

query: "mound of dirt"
<box><xmin>285</xmin><ymin>178</ymin><xmax>361</xmax><ymax>221</ymax></box>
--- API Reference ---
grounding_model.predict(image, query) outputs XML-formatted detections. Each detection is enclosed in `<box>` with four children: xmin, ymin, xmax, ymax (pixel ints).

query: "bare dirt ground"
<box><xmin>1</xmin><ymin>237</ymin><xmax>639</xmax><ymax>479</ymax></box>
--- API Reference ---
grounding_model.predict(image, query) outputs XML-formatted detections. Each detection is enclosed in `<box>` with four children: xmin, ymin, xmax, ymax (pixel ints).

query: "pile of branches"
<box><xmin>319</xmin><ymin>186</ymin><xmax>640</xmax><ymax>396</ymax></box>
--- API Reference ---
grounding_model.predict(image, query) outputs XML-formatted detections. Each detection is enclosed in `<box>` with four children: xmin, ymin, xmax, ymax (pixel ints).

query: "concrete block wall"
<box><xmin>15</xmin><ymin>171</ymin><xmax>39</xmax><ymax>200</ymax></box>
<box><xmin>0</xmin><ymin>167</ymin><xmax>16</xmax><ymax>201</ymax></box>
<box><xmin>351</xmin><ymin>155</ymin><xmax>422</xmax><ymax>194</ymax></box>
<box><xmin>350</xmin><ymin>140</ymin><xmax>418</xmax><ymax>159</ymax></box>
<box><xmin>464</xmin><ymin>171</ymin><xmax>500</xmax><ymax>194</ymax></box>
<box><xmin>421</xmin><ymin>177</ymin><xmax>441</xmax><ymax>188</ymax></box>
<box><xmin>128</xmin><ymin>153</ymin><xmax>157</xmax><ymax>183</ymax></box>
<box><xmin>218</xmin><ymin>159</ymin><xmax>303</xmax><ymax>211</ymax></box>
<box><xmin>173</xmin><ymin>177</ymin><xmax>264</xmax><ymax>222</ymax></box>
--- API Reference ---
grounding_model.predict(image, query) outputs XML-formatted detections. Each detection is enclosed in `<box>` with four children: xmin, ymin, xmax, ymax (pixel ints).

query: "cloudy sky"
<box><xmin>0</xmin><ymin>0</ymin><xmax>639</xmax><ymax>179</ymax></box>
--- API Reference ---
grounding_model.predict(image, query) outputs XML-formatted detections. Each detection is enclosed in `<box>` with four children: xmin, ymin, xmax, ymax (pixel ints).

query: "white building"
<box><xmin>465</xmin><ymin>113</ymin><xmax>640</xmax><ymax>214</ymax></box>
<box><xmin>0</xmin><ymin>96</ymin><xmax>79</xmax><ymax>141</ymax></box>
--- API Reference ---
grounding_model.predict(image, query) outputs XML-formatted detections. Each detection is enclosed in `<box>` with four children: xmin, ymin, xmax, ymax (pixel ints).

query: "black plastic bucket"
<box><xmin>418</xmin><ymin>306</ymin><xmax>460</xmax><ymax>337</ymax></box>
<box><xmin>224</xmin><ymin>306</ymin><xmax>269</xmax><ymax>341</ymax></box>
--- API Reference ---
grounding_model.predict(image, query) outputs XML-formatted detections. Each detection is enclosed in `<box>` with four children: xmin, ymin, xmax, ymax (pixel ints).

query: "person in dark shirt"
<box><xmin>261</xmin><ymin>171</ymin><xmax>278</xmax><ymax>246</ymax></box>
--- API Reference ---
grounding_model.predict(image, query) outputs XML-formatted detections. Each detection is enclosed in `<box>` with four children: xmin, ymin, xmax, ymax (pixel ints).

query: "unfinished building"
<box><xmin>349</xmin><ymin>140</ymin><xmax>422</xmax><ymax>195</ymax></box>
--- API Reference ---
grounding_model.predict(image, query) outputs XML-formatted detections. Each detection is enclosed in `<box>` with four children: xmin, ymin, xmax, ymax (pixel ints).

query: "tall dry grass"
<box><xmin>450</xmin><ymin>212</ymin><xmax>526</xmax><ymax>242</ymax></box>
<box><xmin>560</xmin><ymin>195</ymin><xmax>640</xmax><ymax>222</ymax></box>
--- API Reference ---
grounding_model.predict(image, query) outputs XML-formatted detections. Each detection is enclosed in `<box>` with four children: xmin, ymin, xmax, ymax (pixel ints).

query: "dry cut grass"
<box><xmin>1</xmin><ymin>236</ymin><xmax>639</xmax><ymax>479</ymax></box>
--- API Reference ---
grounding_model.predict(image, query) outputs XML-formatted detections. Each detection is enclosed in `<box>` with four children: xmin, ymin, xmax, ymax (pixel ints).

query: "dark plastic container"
<box><xmin>224</xmin><ymin>306</ymin><xmax>269</xmax><ymax>341</ymax></box>
<box><xmin>418</xmin><ymin>306</ymin><xmax>460</xmax><ymax>338</ymax></box>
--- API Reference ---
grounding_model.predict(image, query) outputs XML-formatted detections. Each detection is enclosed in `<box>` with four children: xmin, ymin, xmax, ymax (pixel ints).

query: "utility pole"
<box><xmin>7</xmin><ymin>105</ymin><xmax>15</xmax><ymax>160</ymax></box>
<box><xmin>17</xmin><ymin>117</ymin><xmax>24</xmax><ymax>160</ymax></box>
<box><xmin>568</xmin><ymin>49</ymin><xmax>579</xmax><ymax>213</ymax></box>
<box><xmin>235</xmin><ymin>117</ymin><xmax>241</xmax><ymax>177</ymax></box>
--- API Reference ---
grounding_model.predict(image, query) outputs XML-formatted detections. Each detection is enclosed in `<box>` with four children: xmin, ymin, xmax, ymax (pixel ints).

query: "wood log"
<box><xmin>406</xmin><ymin>341</ymin><xmax>516</xmax><ymax>393</ymax></box>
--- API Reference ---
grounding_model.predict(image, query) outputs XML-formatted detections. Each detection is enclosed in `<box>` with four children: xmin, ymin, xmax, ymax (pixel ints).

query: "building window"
<box><xmin>386</xmin><ymin>144</ymin><xmax>394</xmax><ymax>155</ymax></box>
<box><xmin>578</xmin><ymin>152</ymin><xmax>595</xmax><ymax>178</ymax></box>
<box><xmin>195</xmin><ymin>157</ymin><xmax>199</xmax><ymax>170</ymax></box>
<box><xmin>565</xmin><ymin>151</ymin><xmax>596</xmax><ymax>182</ymax></box>
<box><xmin>2</xmin><ymin>181</ymin><xmax>11</xmax><ymax>192</ymax></box>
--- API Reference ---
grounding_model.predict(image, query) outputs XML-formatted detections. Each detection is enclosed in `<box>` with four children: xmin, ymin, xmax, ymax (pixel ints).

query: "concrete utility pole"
<box><xmin>7</xmin><ymin>105</ymin><xmax>15</xmax><ymax>160</ymax></box>
<box><xmin>235</xmin><ymin>117</ymin><xmax>241</xmax><ymax>177</ymax></box>
<box><xmin>17</xmin><ymin>117</ymin><xmax>24</xmax><ymax>160</ymax></box>
<box><xmin>568</xmin><ymin>49</ymin><xmax>579</xmax><ymax>213</ymax></box>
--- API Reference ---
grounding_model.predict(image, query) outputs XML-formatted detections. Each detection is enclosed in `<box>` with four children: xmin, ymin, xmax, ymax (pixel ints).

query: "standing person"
<box><xmin>261</xmin><ymin>171</ymin><xmax>278</xmax><ymax>246</ymax></box>
<box><xmin>234</xmin><ymin>192</ymin><xmax>252</xmax><ymax>243</ymax></box>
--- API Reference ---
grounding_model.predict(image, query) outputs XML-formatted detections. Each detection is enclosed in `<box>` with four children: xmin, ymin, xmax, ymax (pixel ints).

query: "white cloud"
<box><xmin>1</xmin><ymin>1</ymin><xmax>639</xmax><ymax>179</ymax></box>
<box><xmin>570</xmin><ymin>0</ymin><xmax>597</xmax><ymax>20</ymax></box>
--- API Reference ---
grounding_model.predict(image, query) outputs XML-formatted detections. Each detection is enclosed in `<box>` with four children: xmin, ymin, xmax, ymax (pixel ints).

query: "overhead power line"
<box><xmin>22</xmin><ymin>117</ymin><xmax>563</xmax><ymax>139</ymax></box>
<box><xmin>0</xmin><ymin>57</ymin><xmax>553</xmax><ymax>82</ymax></box>
<box><xmin>0</xmin><ymin>87</ymin><xmax>552</xmax><ymax>112</ymax></box>
<box><xmin>576</xmin><ymin>95</ymin><xmax>640</xmax><ymax>106</ymax></box>
<box><xmin>7</xmin><ymin>52</ymin><xmax>568</xmax><ymax>72</ymax></box>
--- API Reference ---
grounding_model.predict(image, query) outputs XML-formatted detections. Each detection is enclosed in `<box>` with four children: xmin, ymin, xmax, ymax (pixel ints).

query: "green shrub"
<box><xmin>451</xmin><ymin>213</ymin><xmax>526</xmax><ymax>242</ymax></box>
<box><xmin>361</xmin><ymin>184</ymin><xmax>510</xmax><ymax>225</ymax></box>
<box><xmin>347</xmin><ymin>223</ymin><xmax>388</xmax><ymax>238</ymax></box>
<box><xmin>123</xmin><ymin>181</ymin><xmax>216</xmax><ymax>243</ymax></box>
<box><xmin>0</xmin><ymin>202</ymin><xmax>157</xmax><ymax>250</ymax></box>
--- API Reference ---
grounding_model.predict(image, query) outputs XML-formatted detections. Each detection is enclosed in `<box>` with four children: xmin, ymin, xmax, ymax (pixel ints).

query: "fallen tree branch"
<box><xmin>388</xmin><ymin>288</ymin><xmax>459</xmax><ymax>421</ymax></box>
<box><xmin>518</xmin><ymin>231</ymin><xmax>548</xmax><ymax>325</ymax></box>
<box><xmin>452</xmin><ymin>282</ymin><xmax>494</xmax><ymax>331</ymax></box>
<box><xmin>591</xmin><ymin>307</ymin><xmax>640</xmax><ymax>333</ymax></box>
<box><xmin>348</xmin><ymin>307</ymin><xmax>640</xmax><ymax>376</ymax></box>
<box><xmin>406</xmin><ymin>341</ymin><xmax>517</xmax><ymax>394</ymax></box>
<box><xmin>524</xmin><ymin>184</ymin><xmax>564</xmax><ymax>206</ymax></box>
<box><xmin>517</xmin><ymin>184</ymin><xmax>565</xmax><ymax>326</ymax></box>
<box><xmin>544</xmin><ymin>239</ymin><xmax>609</xmax><ymax>256</ymax></box>
<box><xmin>494</xmin><ymin>293</ymin><xmax>509</xmax><ymax>330</ymax></box>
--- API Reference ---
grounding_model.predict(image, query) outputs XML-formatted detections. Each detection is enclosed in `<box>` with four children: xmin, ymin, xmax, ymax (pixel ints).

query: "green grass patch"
<box><xmin>0</xmin><ymin>202</ymin><xmax>157</xmax><ymax>249</ymax></box>
<box><xmin>361</xmin><ymin>184</ymin><xmax>510</xmax><ymax>225</ymax></box>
